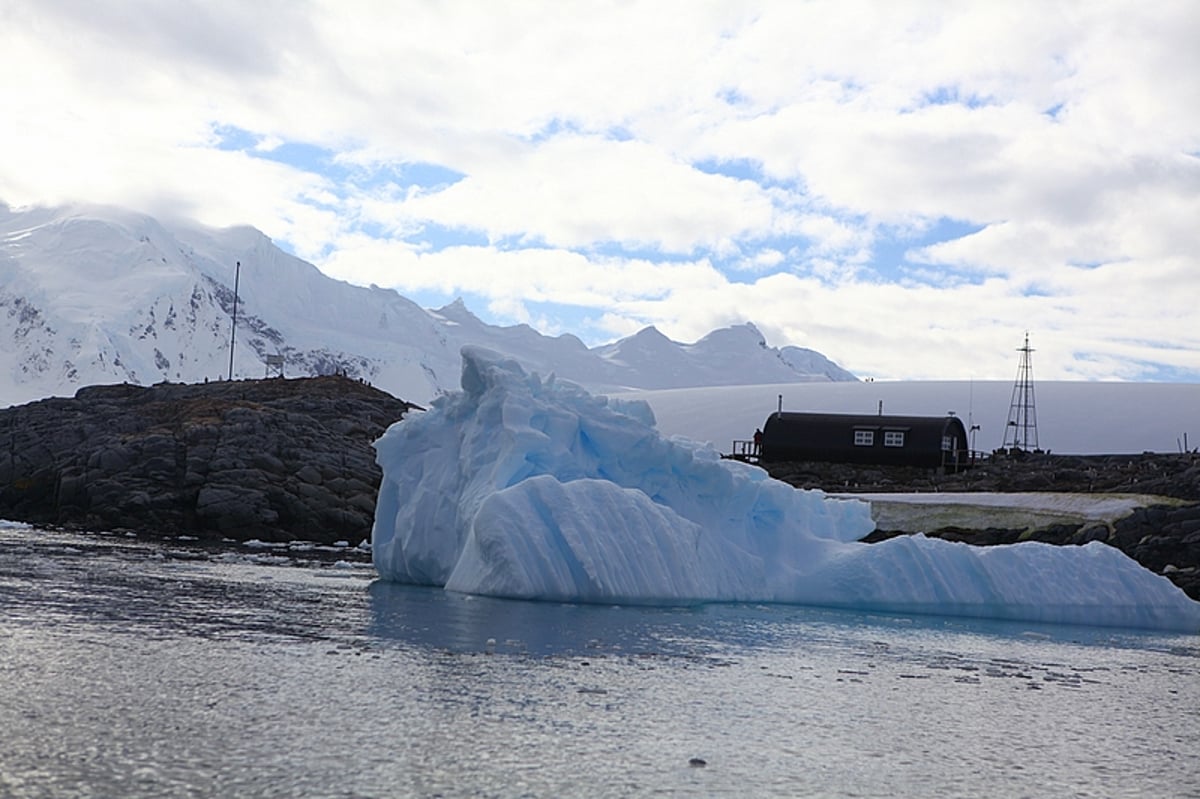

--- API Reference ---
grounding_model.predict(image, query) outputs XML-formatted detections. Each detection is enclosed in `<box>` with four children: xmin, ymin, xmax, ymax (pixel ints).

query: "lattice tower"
<box><xmin>1002</xmin><ymin>332</ymin><xmax>1039</xmax><ymax>451</ymax></box>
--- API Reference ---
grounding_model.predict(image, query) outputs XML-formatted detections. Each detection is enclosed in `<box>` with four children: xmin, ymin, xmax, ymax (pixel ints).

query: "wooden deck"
<box><xmin>726</xmin><ymin>439</ymin><xmax>761</xmax><ymax>464</ymax></box>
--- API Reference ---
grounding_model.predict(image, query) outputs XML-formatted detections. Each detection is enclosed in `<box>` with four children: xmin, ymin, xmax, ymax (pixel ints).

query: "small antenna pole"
<box><xmin>968</xmin><ymin>377</ymin><xmax>979</xmax><ymax>455</ymax></box>
<box><xmin>228</xmin><ymin>260</ymin><xmax>240</xmax><ymax>380</ymax></box>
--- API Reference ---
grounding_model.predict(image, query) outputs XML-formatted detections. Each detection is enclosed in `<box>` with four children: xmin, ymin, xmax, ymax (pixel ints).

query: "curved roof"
<box><xmin>761</xmin><ymin>412</ymin><xmax>969</xmax><ymax>467</ymax></box>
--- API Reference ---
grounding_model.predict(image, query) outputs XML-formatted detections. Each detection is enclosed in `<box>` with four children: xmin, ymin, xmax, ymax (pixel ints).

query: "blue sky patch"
<box><xmin>919</xmin><ymin>86</ymin><xmax>995</xmax><ymax>109</ymax></box>
<box><xmin>211</xmin><ymin>124</ymin><xmax>464</xmax><ymax>192</ymax></box>
<box><xmin>212</xmin><ymin>124</ymin><xmax>258</xmax><ymax>151</ymax></box>
<box><xmin>529</xmin><ymin>118</ymin><xmax>582</xmax><ymax>143</ymax></box>
<box><xmin>718</xmin><ymin>87</ymin><xmax>751</xmax><ymax>107</ymax></box>
<box><xmin>336</xmin><ymin>161</ymin><xmax>466</xmax><ymax>192</ymax></box>
<box><xmin>260</xmin><ymin>141</ymin><xmax>352</xmax><ymax>182</ymax></box>
<box><xmin>871</xmin><ymin>217</ymin><xmax>984</xmax><ymax>280</ymax></box>
<box><xmin>586</xmin><ymin>240</ymin><xmax>703</xmax><ymax>263</ymax></box>
<box><xmin>1132</xmin><ymin>362</ymin><xmax>1200</xmax><ymax>381</ymax></box>
<box><xmin>414</xmin><ymin>222</ymin><xmax>489</xmax><ymax>252</ymax></box>
<box><xmin>693</xmin><ymin>157</ymin><xmax>777</xmax><ymax>186</ymax></box>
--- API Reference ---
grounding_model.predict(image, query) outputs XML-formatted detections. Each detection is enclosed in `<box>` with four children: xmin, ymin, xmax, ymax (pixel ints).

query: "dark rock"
<box><xmin>1068</xmin><ymin>524</ymin><xmax>1110</xmax><ymax>545</ymax></box>
<box><xmin>0</xmin><ymin>376</ymin><xmax>416</xmax><ymax>544</ymax></box>
<box><xmin>1027</xmin><ymin>523</ymin><xmax>1083</xmax><ymax>544</ymax></box>
<box><xmin>1174</xmin><ymin>519</ymin><xmax>1200</xmax><ymax>536</ymax></box>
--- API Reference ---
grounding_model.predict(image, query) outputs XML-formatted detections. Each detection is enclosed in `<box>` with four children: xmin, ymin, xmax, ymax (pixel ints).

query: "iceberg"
<box><xmin>372</xmin><ymin>347</ymin><xmax>1200</xmax><ymax>632</ymax></box>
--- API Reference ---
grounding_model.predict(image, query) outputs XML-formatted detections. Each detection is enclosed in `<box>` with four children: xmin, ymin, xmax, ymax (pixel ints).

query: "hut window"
<box><xmin>884</xmin><ymin>431</ymin><xmax>905</xmax><ymax>447</ymax></box>
<box><xmin>853</xmin><ymin>430</ymin><xmax>874</xmax><ymax>446</ymax></box>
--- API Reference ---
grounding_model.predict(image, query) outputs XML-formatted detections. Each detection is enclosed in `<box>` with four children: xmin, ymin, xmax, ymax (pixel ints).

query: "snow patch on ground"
<box><xmin>847</xmin><ymin>492</ymin><xmax>1184</xmax><ymax>535</ymax></box>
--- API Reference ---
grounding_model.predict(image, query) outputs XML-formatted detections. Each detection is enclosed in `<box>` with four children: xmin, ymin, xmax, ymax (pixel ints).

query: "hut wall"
<box><xmin>760</xmin><ymin>412</ymin><xmax>969</xmax><ymax>468</ymax></box>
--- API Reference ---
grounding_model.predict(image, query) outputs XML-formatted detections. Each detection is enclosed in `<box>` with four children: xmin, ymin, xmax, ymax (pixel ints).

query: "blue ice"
<box><xmin>372</xmin><ymin>347</ymin><xmax>1200</xmax><ymax>632</ymax></box>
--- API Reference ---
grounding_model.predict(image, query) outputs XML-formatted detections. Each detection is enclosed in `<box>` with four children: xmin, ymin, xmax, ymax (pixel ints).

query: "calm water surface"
<box><xmin>1</xmin><ymin>524</ymin><xmax>1197</xmax><ymax>798</ymax></box>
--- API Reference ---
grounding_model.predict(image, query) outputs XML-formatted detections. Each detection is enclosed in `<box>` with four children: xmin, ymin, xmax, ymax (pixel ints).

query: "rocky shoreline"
<box><xmin>0</xmin><ymin>376</ymin><xmax>416</xmax><ymax>545</ymax></box>
<box><xmin>766</xmin><ymin>454</ymin><xmax>1200</xmax><ymax>600</ymax></box>
<box><xmin>2</xmin><ymin>375</ymin><xmax>1197</xmax><ymax>602</ymax></box>
<box><xmin>765</xmin><ymin>451</ymin><xmax>1200</xmax><ymax>501</ymax></box>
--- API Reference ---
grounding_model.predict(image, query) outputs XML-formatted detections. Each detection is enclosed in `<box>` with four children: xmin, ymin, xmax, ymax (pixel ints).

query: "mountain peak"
<box><xmin>630</xmin><ymin>325</ymin><xmax>671</xmax><ymax>342</ymax></box>
<box><xmin>693</xmin><ymin>323</ymin><xmax>766</xmax><ymax>350</ymax></box>
<box><xmin>0</xmin><ymin>203</ymin><xmax>857</xmax><ymax>407</ymax></box>
<box><xmin>432</xmin><ymin>297</ymin><xmax>480</xmax><ymax>324</ymax></box>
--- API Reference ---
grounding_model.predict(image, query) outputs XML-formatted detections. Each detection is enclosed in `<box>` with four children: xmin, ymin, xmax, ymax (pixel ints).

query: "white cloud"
<box><xmin>1</xmin><ymin>0</ymin><xmax>1198</xmax><ymax>381</ymax></box>
<box><xmin>322</xmin><ymin>240</ymin><xmax>727</xmax><ymax>311</ymax></box>
<box><xmin>397</xmin><ymin>135</ymin><xmax>786</xmax><ymax>253</ymax></box>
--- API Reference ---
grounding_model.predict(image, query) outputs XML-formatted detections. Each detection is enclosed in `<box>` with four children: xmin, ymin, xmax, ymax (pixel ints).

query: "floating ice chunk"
<box><xmin>798</xmin><ymin>534</ymin><xmax>1200</xmax><ymax>630</ymax></box>
<box><xmin>372</xmin><ymin>347</ymin><xmax>870</xmax><ymax>588</ymax></box>
<box><xmin>372</xmin><ymin>347</ymin><xmax>1200</xmax><ymax>632</ymax></box>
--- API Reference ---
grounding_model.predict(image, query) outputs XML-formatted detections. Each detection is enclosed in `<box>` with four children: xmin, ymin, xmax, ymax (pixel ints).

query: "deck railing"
<box><xmin>729</xmin><ymin>440</ymin><xmax>760</xmax><ymax>461</ymax></box>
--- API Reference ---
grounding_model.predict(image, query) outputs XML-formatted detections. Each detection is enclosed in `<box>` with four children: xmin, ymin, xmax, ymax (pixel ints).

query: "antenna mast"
<box><xmin>228</xmin><ymin>260</ymin><xmax>240</xmax><ymax>380</ymax></box>
<box><xmin>1002</xmin><ymin>332</ymin><xmax>1039</xmax><ymax>452</ymax></box>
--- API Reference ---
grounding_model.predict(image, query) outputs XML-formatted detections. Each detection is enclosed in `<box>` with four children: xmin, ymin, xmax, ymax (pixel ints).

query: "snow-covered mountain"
<box><xmin>591</xmin><ymin>324</ymin><xmax>856</xmax><ymax>388</ymax></box>
<box><xmin>0</xmin><ymin>203</ymin><xmax>856</xmax><ymax>407</ymax></box>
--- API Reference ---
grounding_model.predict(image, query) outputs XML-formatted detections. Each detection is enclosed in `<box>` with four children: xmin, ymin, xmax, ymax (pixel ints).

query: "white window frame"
<box><xmin>883</xmin><ymin>430</ymin><xmax>905</xmax><ymax>448</ymax></box>
<box><xmin>853</xmin><ymin>429</ymin><xmax>874</xmax><ymax>446</ymax></box>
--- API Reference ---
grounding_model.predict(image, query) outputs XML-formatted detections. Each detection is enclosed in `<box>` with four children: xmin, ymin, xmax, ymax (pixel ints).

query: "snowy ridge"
<box><xmin>372</xmin><ymin>348</ymin><xmax>1200</xmax><ymax>631</ymax></box>
<box><xmin>592</xmin><ymin>323</ymin><xmax>856</xmax><ymax>389</ymax></box>
<box><xmin>0</xmin><ymin>202</ymin><xmax>855</xmax><ymax>407</ymax></box>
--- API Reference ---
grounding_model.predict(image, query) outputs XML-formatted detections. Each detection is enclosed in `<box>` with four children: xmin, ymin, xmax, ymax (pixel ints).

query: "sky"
<box><xmin>2</xmin><ymin>1</ymin><xmax>1198</xmax><ymax>382</ymax></box>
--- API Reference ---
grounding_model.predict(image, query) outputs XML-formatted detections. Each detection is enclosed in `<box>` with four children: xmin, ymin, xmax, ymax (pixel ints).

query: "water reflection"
<box><xmin>366</xmin><ymin>579</ymin><xmax>733</xmax><ymax>657</ymax></box>
<box><xmin>365</xmin><ymin>578</ymin><xmax>1199</xmax><ymax>660</ymax></box>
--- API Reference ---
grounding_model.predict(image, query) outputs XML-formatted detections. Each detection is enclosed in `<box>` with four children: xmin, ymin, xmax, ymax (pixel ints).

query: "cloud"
<box><xmin>395</xmin><ymin>135</ymin><xmax>788</xmax><ymax>254</ymax></box>
<box><xmin>1</xmin><ymin>0</ymin><xmax>1198</xmax><ymax>381</ymax></box>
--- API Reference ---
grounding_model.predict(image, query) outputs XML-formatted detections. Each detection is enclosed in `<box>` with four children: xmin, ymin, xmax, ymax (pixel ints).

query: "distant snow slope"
<box><xmin>0</xmin><ymin>202</ymin><xmax>855</xmax><ymax>407</ymax></box>
<box><xmin>617</xmin><ymin>380</ymin><xmax>1200</xmax><ymax>456</ymax></box>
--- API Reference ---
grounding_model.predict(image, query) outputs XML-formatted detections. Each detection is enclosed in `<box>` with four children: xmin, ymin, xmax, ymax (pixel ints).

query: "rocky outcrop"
<box><xmin>766</xmin><ymin>454</ymin><xmax>1200</xmax><ymax>600</ymax></box>
<box><xmin>0</xmin><ymin>376</ymin><xmax>416</xmax><ymax>543</ymax></box>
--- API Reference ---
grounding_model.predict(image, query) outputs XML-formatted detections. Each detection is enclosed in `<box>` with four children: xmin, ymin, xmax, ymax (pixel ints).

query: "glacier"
<box><xmin>372</xmin><ymin>347</ymin><xmax>1200</xmax><ymax>632</ymax></box>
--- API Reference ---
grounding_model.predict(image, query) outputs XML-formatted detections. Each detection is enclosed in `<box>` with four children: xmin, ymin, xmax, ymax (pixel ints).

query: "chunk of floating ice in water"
<box><xmin>371</xmin><ymin>347</ymin><xmax>1200</xmax><ymax>632</ymax></box>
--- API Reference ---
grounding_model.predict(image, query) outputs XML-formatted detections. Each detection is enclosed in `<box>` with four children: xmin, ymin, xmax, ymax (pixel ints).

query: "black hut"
<box><xmin>760</xmin><ymin>412</ymin><xmax>970</xmax><ymax>469</ymax></box>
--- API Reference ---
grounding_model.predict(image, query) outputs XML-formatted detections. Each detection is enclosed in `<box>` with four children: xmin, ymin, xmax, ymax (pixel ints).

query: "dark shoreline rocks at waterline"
<box><xmin>0</xmin><ymin>376</ymin><xmax>416</xmax><ymax>545</ymax></box>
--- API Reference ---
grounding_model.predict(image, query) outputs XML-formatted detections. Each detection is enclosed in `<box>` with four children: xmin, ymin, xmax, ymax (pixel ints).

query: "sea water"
<box><xmin>1</xmin><ymin>526</ymin><xmax>1197</xmax><ymax>798</ymax></box>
